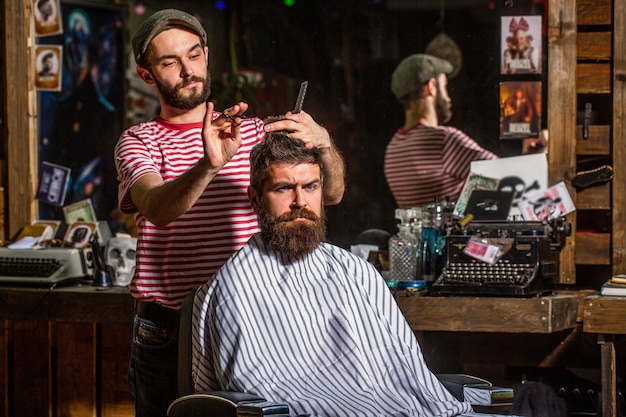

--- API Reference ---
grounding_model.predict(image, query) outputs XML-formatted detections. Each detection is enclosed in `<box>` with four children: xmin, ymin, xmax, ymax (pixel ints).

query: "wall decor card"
<box><xmin>499</xmin><ymin>81</ymin><xmax>541</xmax><ymax>140</ymax></box>
<box><xmin>63</xmin><ymin>198</ymin><xmax>97</xmax><ymax>224</ymax></box>
<box><xmin>36</xmin><ymin>161</ymin><xmax>70</xmax><ymax>206</ymax></box>
<box><xmin>519</xmin><ymin>181</ymin><xmax>575</xmax><ymax>221</ymax></box>
<box><xmin>470</xmin><ymin>153</ymin><xmax>548</xmax><ymax>218</ymax></box>
<box><xmin>34</xmin><ymin>45</ymin><xmax>62</xmax><ymax>92</ymax></box>
<box><xmin>33</xmin><ymin>0</ymin><xmax>63</xmax><ymax>37</ymax></box>
<box><xmin>501</xmin><ymin>15</ymin><xmax>542</xmax><ymax>74</ymax></box>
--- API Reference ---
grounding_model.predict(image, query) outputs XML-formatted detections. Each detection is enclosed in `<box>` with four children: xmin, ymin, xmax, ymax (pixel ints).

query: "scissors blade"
<box><xmin>292</xmin><ymin>81</ymin><xmax>308</xmax><ymax>114</ymax></box>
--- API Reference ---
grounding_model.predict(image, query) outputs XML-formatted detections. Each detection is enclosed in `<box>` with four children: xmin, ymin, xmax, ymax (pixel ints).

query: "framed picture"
<box><xmin>499</xmin><ymin>81</ymin><xmax>542</xmax><ymax>140</ymax></box>
<box><xmin>501</xmin><ymin>15</ymin><xmax>542</xmax><ymax>74</ymax></box>
<box><xmin>34</xmin><ymin>45</ymin><xmax>62</xmax><ymax>92</ymax></box>
<box><xmin>63</xmin><ymin>198</ymin><xmax>97</xmax><ymax>224</ymax></box>
<box><xmin>33</xmin><ymin>0</ymin><xmax>63</xmax><ymax>37</ymax></box>
<box><xmin>63</xmin><ymin>221</ymin><xmax>97</xmax><ymax>248</ymax></box>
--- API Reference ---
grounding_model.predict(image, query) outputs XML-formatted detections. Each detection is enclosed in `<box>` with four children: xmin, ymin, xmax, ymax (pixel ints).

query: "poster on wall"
<box><xmin>37</xmin><ymin>1</ymin><xmax>125</xmax><ymax>227</ymax></box>
<box><xmin>34</xmin><ymin>45</ymin><xmax>62</xmax><ymax>91</ymax></box>
<box><xmin>501</xmin><ymin>15</ymin><xmax>542</xmax><ymax>75</ymax></box>
<box><xmin>33</xmin><ymin>0</ymin><xmax>63</xmax><ymax>37</ymax></box>
<box><xmin>499</xmin><ymin>80</ymin><xmax>541</xmax><ymax>140</ymax></box>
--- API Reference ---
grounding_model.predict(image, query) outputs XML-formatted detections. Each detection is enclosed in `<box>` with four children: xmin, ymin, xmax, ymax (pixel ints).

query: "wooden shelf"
<box><xmin>394</xmin><ymin>293</ymin><xmax>578</xmax><ymax>334</ymax></box>
<box><xmin>0</xmin><ymin>284</ymin><xmax>134</xmax><ymax>323</ymax></box>
<box><xmin>583</xmin><ymin>295</ymin><xmax>626</xmax><ymax>334</ymax></box>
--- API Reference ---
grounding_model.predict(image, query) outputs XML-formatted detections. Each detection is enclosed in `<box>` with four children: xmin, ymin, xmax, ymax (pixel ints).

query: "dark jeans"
<box><xmin>128</xmin><ymin>314</ymin><xmax>179</xmax><ymax>417</ymax></box>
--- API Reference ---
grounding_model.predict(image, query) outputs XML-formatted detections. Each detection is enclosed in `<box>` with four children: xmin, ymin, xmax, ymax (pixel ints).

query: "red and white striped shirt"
<box><xmin>115</xmin><ymin>115</ymin><xmax>264</xmax><ymax>310</ymax></box>
<box><xmin>384</xmin><ymin>122</ymin><xmax>498</xmax><ymax>208</ymax></box>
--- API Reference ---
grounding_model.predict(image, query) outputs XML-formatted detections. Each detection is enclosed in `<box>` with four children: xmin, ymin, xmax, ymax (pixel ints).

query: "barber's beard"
<box><xmin>156</xmin><ymin>73</ymin><xmax>212</xmax><ymax>110</ymax></box>
<box><xmin>435</xmin><ymin>86</ymin><xmax>452</xmax><ymax>124</ymax></box>
<box><xmin>257</xmin><ymin>203</ymin><xmax>326</xmax><ymax>258</ymax></box>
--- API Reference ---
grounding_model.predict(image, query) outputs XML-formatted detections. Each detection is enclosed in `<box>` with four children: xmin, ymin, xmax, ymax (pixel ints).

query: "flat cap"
<box><xmin>391</xmin><ymin>54</ymin><xmax>453</xmax><ymax>99</ymax></box>
<box><xmin>132</xmin><ymin>9</ymin><xmax>207</xmax><ymax>65</ymax></box>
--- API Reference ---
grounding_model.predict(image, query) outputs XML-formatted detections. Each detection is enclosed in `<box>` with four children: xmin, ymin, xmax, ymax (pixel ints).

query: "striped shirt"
<box><xmin>115</xmin><ymin>115</ymin><xmax>264</xmax><ymax>310</ymax></box>
<box><xmin>384</xmin><ymin>123</ymin><xmax>498</xmax><ymax>208</ymax></box>
<box><xmin>192</xmin><ymin>233</ymin><xmax>473</xmax><ymax>416</ymax></box>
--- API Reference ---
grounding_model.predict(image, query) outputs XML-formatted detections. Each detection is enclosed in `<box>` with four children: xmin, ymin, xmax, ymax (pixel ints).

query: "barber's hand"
<box><xmin>201</xmin><ymin>101</ymin><xmax>247</xmax><ymax>169</ymax></box>
<box><xmin>264</xmin><ymin>110</ymin><xmax>331</xmax><ymax>150</ymax></box>
<box><xmin>522</xmin><ymin>129</ymin><xmax>549</xmax><ymax>154</ymax></box>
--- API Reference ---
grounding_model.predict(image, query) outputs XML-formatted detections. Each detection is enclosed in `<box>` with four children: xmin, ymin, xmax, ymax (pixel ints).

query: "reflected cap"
<box><xmin>132</xmin><ymin>9</ymin><xmax>207</xmax><ymax>65</ymax></box>
<box><xmin>391</xmin><ymin>53</ymin><xmax>453</xmax><ymax>99</ymax></box>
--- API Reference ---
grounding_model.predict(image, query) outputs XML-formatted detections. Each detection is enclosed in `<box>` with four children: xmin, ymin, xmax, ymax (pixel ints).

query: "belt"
<box><xmin>135</xmin><ymin>300</ymin><xmax>180</xmax><ymax>328</ymax></box>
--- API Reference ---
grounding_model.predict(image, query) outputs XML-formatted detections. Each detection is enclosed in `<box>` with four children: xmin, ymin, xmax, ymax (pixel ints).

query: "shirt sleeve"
<box><xmin>441</xmin><ymin>127</ymin><xmax>499</xmax><ymax>182</ymax></box>
<box><xmin>114</xmin><ymin>129</ymin><xmax>161</xmax><ymax>214</ymax></box>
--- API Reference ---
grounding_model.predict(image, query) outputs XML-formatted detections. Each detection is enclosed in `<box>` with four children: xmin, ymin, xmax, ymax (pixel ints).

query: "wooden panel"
<box><xmin>394</xmin><ymin>293</ymin><xmax>578</xmax><ymax>333</ymax></box>
<box><xmin>577</xmin><ymin>0</ymin><xmax>613</xmax><ymax>25</ymax></box>
<box><xmin>53</xmin><ymin>322</ymin><xmax>97</xmax><ymax>417</ymax></box>
<box><xmin>4</xmin><ymin>0</ymin><xmax>38</xmax><ymax>238</ymax></box>
<box><xmin>577</xmin><ymin>63</ymin><xmax>612</xmax><ymax>94</ymax></box>
<box><xmin>0</xmin><ymin>285</ymin><xmax>134</xmax><ymax>323</ymax></box>
<box><xmin>575</xmin><ymin>232</ymin><xmax>611</xmax><ymax>264</ymax></box>
<box><xmin>583</xmin><ymin>295</ymin><xmax>626</xmax><ymax>333</ymax></box>
<box><xmin>101</xmin><ymin>323</ymin><xmax>134</xmax><ymax>417</ymax></box>
<box><xmin>613</xmin><ymin>0</ymin><xmax>626</xmax><ymax>273</ymax></box>
<box><xmin>575</xmin><ymin>182</ymin><xmax>611</xmax><ymax>209</ymax></box>
<box><xmin>577</xmin><ymin>32</ymin><xmax>612</xmax><ymax>61</ymax></box>
<box><xmin>548</xmin><ymin>0</ymin><xmax>578</xmax><ymax>283</ymax></box>
<box><xmin>13</xmin><ymin>321</ymin><xmax>50</xmax><ymax>417</ymax></box>
<box><xmin>576</xmin><ymin>125</ymin><xmax>611</xmax><ymax>155</ymax></box>
<box><xmin>0</xmin><ymin>320</ymin><xmax>8</xmax><ymax>417</ymax></box>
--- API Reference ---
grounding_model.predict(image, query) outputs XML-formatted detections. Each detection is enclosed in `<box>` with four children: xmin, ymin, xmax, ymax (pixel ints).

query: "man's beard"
<box><xmin>257</xmin><ymin>203</ymin><xmax>326</xmax><ymax>258</ymax></box>
<box><xmin>155</xmin><ymin>73</ymin><xmax>211</xmax><ymax>110</ymax></box>
<box><xmin>435</xmin><ymin>85</ymin><xmax>452</xmax><ymax>124</ymax></box>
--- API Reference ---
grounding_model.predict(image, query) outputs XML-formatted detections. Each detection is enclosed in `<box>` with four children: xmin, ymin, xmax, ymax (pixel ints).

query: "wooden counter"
<box><xmin>0</xmin><ymin>283</ymin><xmax>136</xmax><ymax>417</ymax></box>
<box><xmin>583</xmin><ymin>295</ymin><xmax>626</xmax><ymax>417</ymax></box>
<box><xmin>0</xmin><ymin>283</ymin><xmax>134</xmax><ymax>322</ymax></box>
<box><xmin>394</xmin><ymin>292</ymin><xmax>579</xmax><ymax>333</ymax></box>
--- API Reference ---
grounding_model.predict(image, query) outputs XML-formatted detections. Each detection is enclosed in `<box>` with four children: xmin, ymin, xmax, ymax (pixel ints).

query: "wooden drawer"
<box><xmin>577</xmin><ymin>63</ymin><xmax>612</xmax><ymax>94</ymax></box>
<box><xmin>577</xmin><ymin>0</ymin><xmax>613</xmax><ymax>26</ymax></box>
<box><xmin>576</xmin><ymin>183</ymin><xmax>611</xmax><ymax>210</ymax></box>
<box><xmin>577</xmin><ymin>32</ymin><xmax>612</xmax><ymax>61</ymax></box>
<box><xmin>576</xmin><ymin>125</ymin><xmax>611</xmax><ymax>155</ymax></box>
<box><xmin>575</xmin><ymin>232</ymin><xmax>611</xmax><ymax>265</ymax></box>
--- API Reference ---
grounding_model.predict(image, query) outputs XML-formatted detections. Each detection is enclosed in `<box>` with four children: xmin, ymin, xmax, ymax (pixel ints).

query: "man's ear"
<box><xmin>426</xmin><ymin>77</ymin><xmax>437</xmax><ymax>97</ymax></box>
<box><xmin>136</xmin><ymin>66</ymin><xmax>155</xmax><ymax>86</ymax></box>
<box><xmin>247</xmin><ymin>186</ymin><xmax>260</xmax><ymax>212</ymax></box>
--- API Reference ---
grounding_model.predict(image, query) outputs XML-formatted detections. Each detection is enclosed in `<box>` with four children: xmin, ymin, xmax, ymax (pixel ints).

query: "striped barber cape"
<box><xmin>192</xmin><ymin>233</ymin><xmax>474</xmax><ymax>417</ymax></box>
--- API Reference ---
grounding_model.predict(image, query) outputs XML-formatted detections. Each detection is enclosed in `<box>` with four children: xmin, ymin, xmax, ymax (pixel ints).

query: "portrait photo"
<box><xmin>33</xmin><ymin>0</ymin><xmax>62</xmax><ymax>37</ymax></box>
<box><xmin>501</xmin><ymin>15</ymin><xmax>542</xmax><ymax>74</ymax></box>
<box><xmin>34</xmin><ymin>45</ymin><xmax>62</xmax><ymax>91</ymax></box>
<box><xmin>499</xmin><ymin>81</ymin><xmax>542</xmax><ymax>140</ymax></box>
<box><xmin>63</xmin><ymin>221</ymin><xmax>97</xmax><ymax>248</ymax></box>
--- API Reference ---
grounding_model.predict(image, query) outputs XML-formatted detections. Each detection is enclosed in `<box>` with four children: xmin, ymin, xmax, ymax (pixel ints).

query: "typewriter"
<box><xmin>430</xmin><ymin>218</ymin><xmax>570</xmax><ymax>297</ymax></box>
<box><xmin>0</xmin><ymin>247</ymin><xmax>94</xmax><ymax>286</ymax></box>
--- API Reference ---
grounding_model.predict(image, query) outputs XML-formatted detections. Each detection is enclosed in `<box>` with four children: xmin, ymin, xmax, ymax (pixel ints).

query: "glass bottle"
<box><xmin>388</xmin><ymin>222</ymin><xmax>419</xmax><ymax>288</ymax></box>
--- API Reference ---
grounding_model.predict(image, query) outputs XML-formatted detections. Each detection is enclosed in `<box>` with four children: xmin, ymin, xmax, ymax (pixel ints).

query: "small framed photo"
<box><xmin>33</xmin><ymin>0</ymin><xmax>63</xmax><ymax>37</ymax></box>
<box><xmin>501</xmin><ymin>15</ymin><xmax>542</xmax><ymax>74</ymax></box>
<box><xmin>63</xmin><ymin>198</ymin><xmax>97</xmax><ymax>224</ymax></box>
<box><xmin>34</xmin><ymin>45</ymin><xmax>62</xmax><ymax>92</ymax></box>
<box><xmin>499</xmin><ymin>81</ymin><xmax>542</xmax><ymax>140</ymax></box>
<box><xmin>64</xmin><ymin>221</ymin><xmax>97</xmax><ymax>248</ymax></box>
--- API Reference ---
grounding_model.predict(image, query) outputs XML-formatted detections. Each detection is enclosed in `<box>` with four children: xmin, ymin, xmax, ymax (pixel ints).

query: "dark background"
<box><xmin>38</xmin><ymin>0</ymin><xmax>548</xmax><ymax>247</ymax></box>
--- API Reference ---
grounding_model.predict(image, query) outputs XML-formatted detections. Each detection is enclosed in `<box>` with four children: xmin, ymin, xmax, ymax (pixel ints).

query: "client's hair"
<box><xmin>249</xmin><ymin>116</ymin><xmax>323</xmax><ymax>194</ymax></box>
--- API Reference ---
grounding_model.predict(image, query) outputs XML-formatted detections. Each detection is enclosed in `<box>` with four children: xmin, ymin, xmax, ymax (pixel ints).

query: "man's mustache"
<box><xmin>178</xmin><ymin>76</ymin><xmax>205</xmax><ymax>89</ymax></box>
<box><xmin>278</xmin><ymin>209</ymin><xmax>320</xmax><ymax>222</ymax></box>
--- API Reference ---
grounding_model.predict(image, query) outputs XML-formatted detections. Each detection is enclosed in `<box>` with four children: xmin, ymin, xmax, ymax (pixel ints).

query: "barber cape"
<box><xmin>192</xmin><ymin>233</ymin><xmax>473</xmax><ymax>417</ymax></box>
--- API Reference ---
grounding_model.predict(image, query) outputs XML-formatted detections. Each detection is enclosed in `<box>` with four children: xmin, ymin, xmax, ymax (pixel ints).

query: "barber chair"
<box><xmin>167</xmin><ymin>292</ymin><xmax>288</xmax><ymax>417</ymax></box>
<box><xmin>167</xmin><ymin>292</ymin><xmax>515</xmax><ymax>417</ymax></box>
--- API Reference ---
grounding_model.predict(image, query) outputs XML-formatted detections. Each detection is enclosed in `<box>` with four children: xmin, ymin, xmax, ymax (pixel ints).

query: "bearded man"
<box><xmin>191</xmin><ymin>130</ymin><xmax>474</xmax><ymax>416</ymax></box>
<box><xmin>115</xmin><ymin>9</ymin><xmax>345</xmax><ymax>417</ymax></box>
